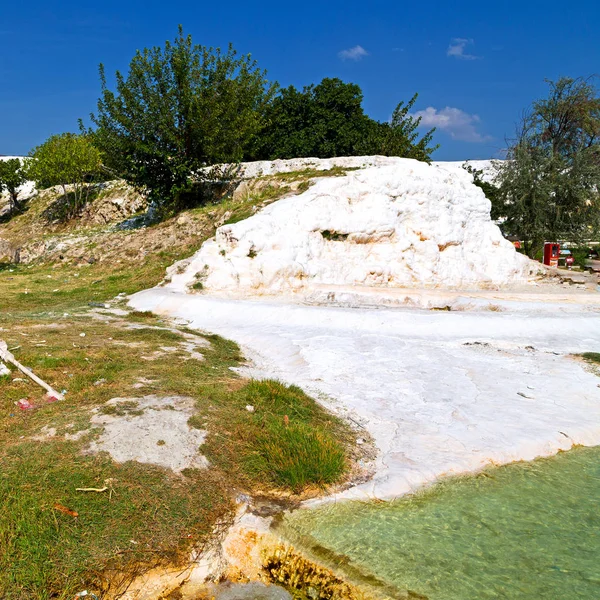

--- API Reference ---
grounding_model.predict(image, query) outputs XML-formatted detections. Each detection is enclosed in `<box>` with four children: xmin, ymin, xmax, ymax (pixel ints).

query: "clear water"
<box><xmin>278</xmin><ymin>447</ymin><xmax>600</xmax><ymax>599</ymax></box>
<box><xmin>204</xmin><ymin>581</ymin><xmax>292</xmax><ymax>600</ymax></box>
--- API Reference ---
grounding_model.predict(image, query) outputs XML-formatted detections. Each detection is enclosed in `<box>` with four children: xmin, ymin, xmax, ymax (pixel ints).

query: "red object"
<box><xmin>565</xmin><ymin>255</ymin><xmax>575</xmax><ymax>267</ymax></box>
<box><xmin>513</xmin><ymin>240</ymin><xmax>521</xmax><ymax>249</ymax></box>
<box><xmin>53</xmin><ymin>503</ymin><xmax>79</xmax><ymax>518</ymax></box>
<box><xmin>15</xmin><ymin>398</ymin><xmax>35</xmax><ymax>410</ymax></box>
<box><xmin>543</xmin><ymin>242</ymin><xmax>560</xmax><ymax>267</ymax></box>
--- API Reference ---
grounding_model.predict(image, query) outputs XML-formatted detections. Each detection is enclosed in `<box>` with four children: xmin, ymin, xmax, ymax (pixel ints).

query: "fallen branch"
<box><xmin>76</xmin><ymin>478</ymin><xmax>116</xmax><ymax>499</ymax></box>
<box><xmin>0</xmin><ymin>339</ymin><xmax>64</xmax><ymax>400</ymax></box>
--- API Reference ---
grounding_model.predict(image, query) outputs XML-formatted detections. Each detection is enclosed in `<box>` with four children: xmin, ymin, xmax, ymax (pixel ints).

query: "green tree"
<box><xmin>255</xmin><ymin>78</ymin><xmax>368</xmax><ymax>159</ymax></box>
<box><xmin>360</xmin><ymin>94</ymin><xmax>439</xmax><ymax>161</ymax></box>
<box><xmin>26</xmin><ymin>133</ymin><xmax>102</xmax><ymax>220</ymax></box>
<box><xmin>496</xmin><ymin>77</ymin><xmax>600</xmax><ymax>257</ymax></box>
<box><xmin>0</xmin><ymin>158</ymin><xmax>27</xmax><ymax>213</ymax></box>
<box><xmin>463</xmin><ymin>163</ymin><xmax>503</xmax><ymax>221</ymax></box>
<box><xmin>254</xmin><ymin>78</ymin><xmax>437</xmax><ymax>162</ymax></box>
<box><xmin>88</xmin><ymin>26</ymin><xmax>276</xmax><ymax>214</ymax></box>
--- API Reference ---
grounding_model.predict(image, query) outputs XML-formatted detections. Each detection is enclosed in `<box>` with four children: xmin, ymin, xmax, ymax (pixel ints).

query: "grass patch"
<box><xmin>581</xmin><ymin>352</ymin><xmax>600</xmax><ymax>364</ymax></box>
<box><xmin>0</xmin><ymin>442</ymin><xmax>231</xmax><ymax>600</ymax></box>
<box><xmin>98</xmin><ymin>400</ymin><xmax>144</xmax><ymax>416</ymax></box>
<box><xmin>270</xmin><ymin>166</ymin><xmax>359</xmax><ymax>182</ymax></box>
<box><xmin>126</xmin><ymin>310</ymin><xmax>156</xmax><ymax>321</ymax></box>
<box><xmin>223</xmin><ymin>184</ymin><xmax>285</xmax><ymax>225</ymax></box>
<box><xmin>201</xmin><ymin>380</ymin><xmax>349</xmax><ymax>494</ymax></box>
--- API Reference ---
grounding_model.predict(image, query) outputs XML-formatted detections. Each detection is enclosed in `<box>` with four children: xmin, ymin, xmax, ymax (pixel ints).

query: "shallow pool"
<box><xmin>278</xmin><ymin>447</ymin><xmax>600</xmax><ymax>599</ymax></box>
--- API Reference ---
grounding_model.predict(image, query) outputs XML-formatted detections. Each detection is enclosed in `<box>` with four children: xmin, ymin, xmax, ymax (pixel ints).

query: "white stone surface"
<box><xmin>129</xmin><ymin>156</ymin><xmax>600</xmax><ymax>501</ymax></box>
<box><xmin>130</xmin><ymin>289</ymin><xmax>600</xmax><ymax>501</ymax></box>
<box><xmin>168</xmin><ymin>158</ymin><xmax>534</xmax><ymax>298</ymax></box>
<box><xmin>234</xmin><ymin>155</ymin><xmax>405</xmax><ymax>179</ymax></box>
<box><xmin>87</xmin><ymin>395</ymin><xmax>208</xmax><ymax>472</ymax></box>
<box><xmin>435</xmin><ymin>159</ymin><xmax>503</xmax><ymax>183</ymax></box>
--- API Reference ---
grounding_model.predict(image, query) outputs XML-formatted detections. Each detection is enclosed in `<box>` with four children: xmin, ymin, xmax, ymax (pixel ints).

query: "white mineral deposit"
<box><xmin>131</xmin><ymin>157</ymin><xmax>600</xmax><ymax>502</ymax></box>
<box><xmin>167</xmin><ymin>158</ymin><xmax>535</xmax><ymax>298</ymax></box>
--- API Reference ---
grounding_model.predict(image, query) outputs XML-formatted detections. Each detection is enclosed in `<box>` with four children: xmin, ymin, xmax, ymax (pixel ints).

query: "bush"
<box><xmin>0</xmin><ymin>158</ymin><xmax>27</xmax><ymax>214</ymax></box>
<box><xmin>27</xmin><ymin>133</ymin><xmax>102</xmax><ymax>221</ymax></box>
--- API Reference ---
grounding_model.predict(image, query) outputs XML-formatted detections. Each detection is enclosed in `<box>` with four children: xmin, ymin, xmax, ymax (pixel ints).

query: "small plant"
<box><xmin>321</xmin><ymin>230</ymin><xmax>349</xmax><ymax>241</ymax></box>
<box><xmin>581</xmin><ymin>352</ymin><xmax>600</xmax><ymax>364</ymax></box>
<box><xmin>247</xmin><ymin>246</ymin><xmax>257</xmax><ymax>259</ymax></box>
<box><xmin>192</xmin><ymin>281</ymin><xmax>204</xmax><ymax>290</ymax></box>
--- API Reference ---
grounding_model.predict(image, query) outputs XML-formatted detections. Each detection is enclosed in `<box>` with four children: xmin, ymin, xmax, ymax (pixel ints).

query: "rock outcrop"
<box><xmin>166</xmin><ymin>157</ymin><xmax>534</xmax><ymax>297</ymax></box>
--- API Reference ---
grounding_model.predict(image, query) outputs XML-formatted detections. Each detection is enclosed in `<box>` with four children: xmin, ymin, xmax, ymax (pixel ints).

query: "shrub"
<box><xmin>27</xmin><ymin>133</ymin><xmax>102</xmax><ymax>221</ymax></box>
<box><xmin>253</xmin><ymin>77</ymin><xmax>438</xmax><ymax>162</ymax></box>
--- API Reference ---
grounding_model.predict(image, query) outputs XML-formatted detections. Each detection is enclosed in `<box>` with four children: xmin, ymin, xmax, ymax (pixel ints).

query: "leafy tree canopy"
<box><xmin>0</xmin><ymin>158</ymin><xmax>27</xmax><ymax>213</ymax></box>
<box><xmin>253</xmin><ymin>78</ymin><xmax>438</xmax><ymax>162</ymax></box>
<box><xmin>27</xmin><ymin>133</ymin><xmax>102</xmax><ymax>220</ymax></box>
<box><xmin>88</xmin><ymin>26</ymin><xmax>277</xmax><ymax>214</ymax></box>
<box><xmin>496</xmin><ymin>77</ymin><xmax>600</xmax><ymax>257</ymax></box>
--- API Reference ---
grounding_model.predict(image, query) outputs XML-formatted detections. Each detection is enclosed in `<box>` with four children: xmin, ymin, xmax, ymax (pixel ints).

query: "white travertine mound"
<box><xmin>167</xmin><ymin>157</ymin><xmax>533</xmax><ymax>296</ymax></box>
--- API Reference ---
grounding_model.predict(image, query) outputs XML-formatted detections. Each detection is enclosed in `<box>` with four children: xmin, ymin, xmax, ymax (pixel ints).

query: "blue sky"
<box><xmin>1</xmin><ymin>0</ymin><xmax>598</xmax><ymax>160</ymax></box>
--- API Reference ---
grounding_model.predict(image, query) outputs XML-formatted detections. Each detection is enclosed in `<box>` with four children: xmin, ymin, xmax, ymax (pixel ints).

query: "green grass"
<box><xmin>0</xmin><ymin>253</ymin><xmax>187</xmax><ymax>317</ymax></box>
<box><xmin>270</xmin><ymin>166</ymin><xmax>359</xmax><ymax>182</ymax></box>
<box><xmin>581</xmin><ymin>352</ymin><xmax>600</xmax><ymax>363</ymax></box>
<box><xmin>0</xmin><ymin>259</ymin><xmax>354</xmax><ymax>597</ymax></box>
<box><xmin>0</xmin><ymin>443</ymin><xmax>231</xmax><ymax>600</ymax></box>
<box><xmin>200</xmin><ymin>380</ymin><xmax>349</xmax><ymax>493</ymax></box>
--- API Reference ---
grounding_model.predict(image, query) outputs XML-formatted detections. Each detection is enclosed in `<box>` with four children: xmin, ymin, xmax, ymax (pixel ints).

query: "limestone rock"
<box><xmin>166</xmin><ymin>157</ymin><xmax>535</xmax><ymax>297</ymax></box>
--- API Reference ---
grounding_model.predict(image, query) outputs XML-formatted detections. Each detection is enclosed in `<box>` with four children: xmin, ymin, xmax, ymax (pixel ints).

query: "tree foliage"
<box><xmin>463</xmin><ymin>163</ymin><xmax>503</xmax><ymax>221</ymax></box>
<box><xmin>363</xmin><ymin>93</ymin><xmax>439</xmax><ymax>161</ymax></box>
<box><xmin>496</xmin><ymin>77</ymin><xmax>600</xmax><ymax>257</ymax></box>
<box><xmin>253</xmin><ymin>78</ymin><xmax>438</xmax><ymax>162</ymax></box>
<box><xmin>27</xmin><ymin>133</ymin><xmax>102</xmax><ymax>220</ymax></box>
<box><xmin>0</xmin><ymin>159</ymin><xmax>27</xmax><ymax>213</ymax></box>
<box><xmin>89</xmin><ymin>26</ymin><xmax>276</xmax><ymax>213</ymax></box>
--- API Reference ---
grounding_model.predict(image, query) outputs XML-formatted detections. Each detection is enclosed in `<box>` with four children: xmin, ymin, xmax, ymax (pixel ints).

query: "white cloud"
<box><xmin>412</xmin><ymin>107</ymin><xmax>492</xmax><ymax>143</ymax></box>
<box><xmin>338</xmin><ymin>45</ymin><xmax>369</xmax><ymax>61</ymax></box>
<box><xmin>447</xmin><ymin>38</ymin><xmax>480</xmax><ymax>60</ymax></box>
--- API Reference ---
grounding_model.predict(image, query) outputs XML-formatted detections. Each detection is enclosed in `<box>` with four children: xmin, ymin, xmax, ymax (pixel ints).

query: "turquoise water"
<box><xmin>278</xmin><ymin>447</ymin><xmax>600</xmax><ymax>599</ymax></box>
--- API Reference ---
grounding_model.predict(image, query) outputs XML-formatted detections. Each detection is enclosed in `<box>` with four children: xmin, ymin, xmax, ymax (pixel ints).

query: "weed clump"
<box><xmin>321</xmin><ymin>230</ymin><xmax>349</xmax><ymax>242</ymax></box>
<box><xmin>202</xmin><ymin>379</ymin><xmax>348</xmax><ymax>494</ymax></box>
<box><xmin>581</xmin><ymin>352</ymin><xmax>600</xmax><ymax>364</ymax></box>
